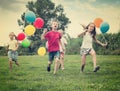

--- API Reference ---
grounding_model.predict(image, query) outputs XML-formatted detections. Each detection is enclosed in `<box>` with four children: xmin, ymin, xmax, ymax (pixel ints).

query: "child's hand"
<box><xmin>80</xmin><ymin>24</ymin><xmax>86</xmax><ymax>29</ymax></box>
<box><xmin>43</xmin><ymin>28</ymin><xmax>47</xmax><ymax>34</ymax></box>
<box><xmin>102</xmin><ymin>42</ymin><xmax>108</xmax><ymax>47</ymax></box>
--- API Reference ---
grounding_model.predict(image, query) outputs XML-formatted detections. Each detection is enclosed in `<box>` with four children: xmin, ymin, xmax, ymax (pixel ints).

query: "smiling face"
<box><xmin>87</xmin><ymin>23</ymin><xmax>95</xmax><ymax>32</ymax></box>
<box><xmin>51</xmin><ymin>21</ymin><xmax>58</xmax><ymax>30</ymax></box>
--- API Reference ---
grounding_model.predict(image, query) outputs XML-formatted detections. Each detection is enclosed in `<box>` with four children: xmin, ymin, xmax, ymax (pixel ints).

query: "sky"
<box><xmin>0</xmin><ymin>0</ymin><xmax>120</xmax><ymax>45</ymax></box>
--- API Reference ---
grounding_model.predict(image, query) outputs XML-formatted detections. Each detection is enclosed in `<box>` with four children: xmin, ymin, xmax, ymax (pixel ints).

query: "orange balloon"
<box><xmin>94</xmin><ymin>18</ymin><xmax>103</xmax><ymax>28</ymax></box>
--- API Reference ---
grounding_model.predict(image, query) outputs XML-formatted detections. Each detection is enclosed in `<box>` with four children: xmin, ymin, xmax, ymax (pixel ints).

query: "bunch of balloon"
<box><xmin>18</xmin><ymin>10</ymin><xmax>45</xmax><ymax>54</ymax></box>
<box><xmin>94</xmin><ymin>17</ymin><xmax>110</xmax><ymax>33</ymax></box>
<box><xmin>17</xmin><ymin>11</ymin><xmax>36</xmax><ymax>48</ymax></box>
<box><xmin>94</xmin><ymin>18</ymin><xmax>110</xmax><ymax>43</ymax></box>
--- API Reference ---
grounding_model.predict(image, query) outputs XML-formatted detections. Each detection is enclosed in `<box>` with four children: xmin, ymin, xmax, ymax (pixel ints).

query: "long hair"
<box><xmin>85</xmin><ymin>22</ymin><xmax>96</xmax><ymax>38</ymax></box>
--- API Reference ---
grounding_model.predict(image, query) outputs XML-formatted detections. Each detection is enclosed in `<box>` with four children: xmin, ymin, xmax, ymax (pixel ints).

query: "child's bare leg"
<box><xmin>89</xmin><ymin>49</ymin><xmax>97</xmax><ymax>68</ymax></box>
<box><xmin>48</xmin><ymin>61</ymin><xmax>52</xmax><ymax>66</ymax></box>
<box><xmin>81</xmin><ymin>54</ymin><xmax>86</xmax><ymax>72</ymax></box>
<box><xmin>9</xmin><ymin>60</ymin><xmax>12</xmax><ymax>70</ymax></box>
<box><xmin>60</xmin><ymin>53</ymin><xmax>64</xmax><ymax>70</ymax></box>
<box><xmin>89</xmin><ymin>49</ymin><xmax>100</xmax><ymax>72</ymax></box>
<box><xmin>54</xmin><ymin>57</ymin><xmax>59</xmax><ymax>74</ymax></box>
<box><xmin>15</xmin><ymin>61</ymin><xmax>19</xmax><ymax>66</ymax></box>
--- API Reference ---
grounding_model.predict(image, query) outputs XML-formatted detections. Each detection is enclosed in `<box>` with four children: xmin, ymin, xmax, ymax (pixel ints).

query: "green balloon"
<box><xmin>21</xmin><ymin>39</ymin><xmax>31</xmax><ymax>48</ymax></box>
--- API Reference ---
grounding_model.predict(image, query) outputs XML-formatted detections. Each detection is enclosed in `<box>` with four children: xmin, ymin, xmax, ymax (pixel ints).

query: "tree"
<box><xmin>18</xmin><ymin>0</ymin><xmax>70</xmax><ymax>55</ymax></box>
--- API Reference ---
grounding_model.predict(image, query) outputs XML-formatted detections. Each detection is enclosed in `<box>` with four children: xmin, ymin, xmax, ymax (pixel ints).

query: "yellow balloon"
<box><xmin>38</xmin><ymin>47</ymin><xmax>46</xmax><ymax>56</ymax></box>
<box><xmin>24</xmin><ymin>25</ymin><xmax>36</xmax><ymax>36</ymax></box>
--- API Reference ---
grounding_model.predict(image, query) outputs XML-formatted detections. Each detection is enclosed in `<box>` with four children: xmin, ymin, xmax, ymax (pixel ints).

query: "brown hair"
<box><xmin>86</xmin><ymin>22</ymin><xmax>96</xmax><ymax>38</ymax></box>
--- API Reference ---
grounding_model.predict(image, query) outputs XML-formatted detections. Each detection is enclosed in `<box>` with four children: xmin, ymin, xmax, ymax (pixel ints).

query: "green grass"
<box><xmin>0</xmin><ymin>55</ymin><xmax>120</xmax><ymax>91</ymax></box>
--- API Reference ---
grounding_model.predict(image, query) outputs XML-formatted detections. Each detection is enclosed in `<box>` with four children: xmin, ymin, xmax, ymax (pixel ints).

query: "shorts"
<box><xmin>80</xmin><ymin>48</ymin><xmax>92</xmax><ymax>56</ymax></box>
<box><xmin>8</xmin><ymin>50</ymin><xmax>18</xmax><ymax>62</ymax></box>
<box><xmin>49</xmin><ymin>51</ymin><xmax>60</xmax><ymax>61</ymax></box>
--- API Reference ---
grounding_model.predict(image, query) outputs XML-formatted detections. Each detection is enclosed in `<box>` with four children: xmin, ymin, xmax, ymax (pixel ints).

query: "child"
<box><xmin>58</xmin><ymin>30</ymin><xmax>67</xmax><ymax>70</ymax></box>
<box><xmin>41</xmin><ymin>21</ymin><xmax>61</xmax><ymax>74</ymax></box>
<box><xmin>78</xmin><ymin>23</ymin><xmax>107</xmax><ymax>72</ymax></box>
<box><xmin>7</xmin><ymin>32</ymin><xmax>19</xmax><ymax>70</ymax></box>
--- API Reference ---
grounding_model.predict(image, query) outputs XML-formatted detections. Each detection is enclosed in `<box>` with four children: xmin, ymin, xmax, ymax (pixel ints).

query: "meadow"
<box><xmin>0</xmin><ymin>55</ymin><xmax>120</xmax><ymax>91</ymax></box>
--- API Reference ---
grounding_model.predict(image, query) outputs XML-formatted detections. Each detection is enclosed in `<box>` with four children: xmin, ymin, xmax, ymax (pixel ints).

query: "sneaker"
<box><xmin>93</xmin><ymin>66</ymin><xmax>100</xmax><ymax>72</ymax></box>
<box><xmin>47</xmin><ymin>66</ymin><xmax>51</xmax><ymax>72</ymax></box>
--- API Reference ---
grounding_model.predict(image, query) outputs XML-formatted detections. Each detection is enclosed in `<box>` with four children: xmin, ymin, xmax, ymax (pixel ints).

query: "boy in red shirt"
<box><xmin>41</xmin><ymin>21</ymin><xmax>61</xmax><ymax>74</ymax></box>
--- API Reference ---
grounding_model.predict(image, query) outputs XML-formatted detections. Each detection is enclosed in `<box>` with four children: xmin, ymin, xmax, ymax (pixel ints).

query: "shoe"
<box><xmin>81</xmin><ymin>65</ymin><xmax>85</xmax><ymax>72</ymax></box>
<box><xmin>93</xmin><ymin>66</ymin><xmax>100</xmax><ymax>72</ymax></box>
<box><xmin>47</xmin><ymin>66</ymin><xmax>51</xmax><ymax>72</ymax></box>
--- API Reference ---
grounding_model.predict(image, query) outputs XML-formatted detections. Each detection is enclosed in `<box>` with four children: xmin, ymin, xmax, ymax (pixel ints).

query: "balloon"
<box><xmin>21</xmin><ymin>39</ymin><xmax>31</xmax><ymax>48</ymax></box>
<box><xmin>38</xmin><ymin>47</ymin><xmax>46</xmax><ymax>56</ymax></box>
<box><xmin>34</xmin><ymin>18</ymin><xmax>44</xmax><ymax>29</ymax></box>
<box><xmin>100</xmin><ymin>22</ymin><xmax>110</xmax><ymax>33</ymax></box>
<box><xmin>17</xmin><ymin>33</ymin><xmax>26</xmax><ymax>41</ymax></box>
<box><xmin>24</xmin><ymin>25</ymin><xmax>36</xmax><ymax>36</ymax></box>
<box><xmin>94</xmin><ymin>18</ymin><xmax>103</xmax><ymax>28</ymax></box>
<box><xmin>25</xmin><ymin>11</ymin><xmax>36</xmax><ymax>23</ymax></box>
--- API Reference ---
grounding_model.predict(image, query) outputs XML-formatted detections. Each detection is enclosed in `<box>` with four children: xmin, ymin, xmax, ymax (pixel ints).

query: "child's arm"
<box><xmin>93</xmin><ymin>37</ymin><xmax>107</xmax><ymax>47</ymax></box>
<box><xmin>78</xmin><ymin>24</ymin><xmax>87</xmax><ymax>37</ymax></box>
<box><xmin>6</xmin><ymin>45</ymin><xmax>9</xmax><ymax>52</ymax></box>
<box><xmin>59</xmin><ymin>39</ymin><xmax>64</xmax><ymax>52</ymax></box>
<box><xmin>41</xmin><ymin>28</ymin><xmax>47</xmax><ymax>40</ymax></box>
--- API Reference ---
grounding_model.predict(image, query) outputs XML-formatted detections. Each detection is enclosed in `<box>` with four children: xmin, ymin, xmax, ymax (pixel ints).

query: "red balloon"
<box><xmin>34</xmin><ymin>18</ymin><xmax>44</xmax><ymax>29</ymax></box>
<box><xmin>17</xmin><ymin>33</ymin><xmax>26</xmax><ymax>41</ymax></box>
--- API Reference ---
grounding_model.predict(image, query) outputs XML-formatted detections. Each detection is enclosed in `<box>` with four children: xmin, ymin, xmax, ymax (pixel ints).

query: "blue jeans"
<box><xmin>49</xmin><ymin>51</ymin><xmax>60</xmax><ymax>61</ymax></box>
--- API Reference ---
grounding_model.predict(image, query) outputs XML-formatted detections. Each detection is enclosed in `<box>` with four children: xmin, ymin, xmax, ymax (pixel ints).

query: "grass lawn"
<box><xmin>0</xmin><ymin>55</ymin><xmax>120</xmax><ymax>91</ymax></box>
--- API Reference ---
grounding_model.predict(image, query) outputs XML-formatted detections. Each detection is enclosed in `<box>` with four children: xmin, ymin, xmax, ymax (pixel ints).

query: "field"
<box><xmin>0</xmin><ymin>55</ymin><xmax>120</xmax><ymax>91</ymax></box>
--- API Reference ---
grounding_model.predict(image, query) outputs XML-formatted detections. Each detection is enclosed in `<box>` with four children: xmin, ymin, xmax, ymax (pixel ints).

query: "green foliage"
<box><xmin>0</xmin><ymin>55</ymin><xmax>120</xmax><ymax>91</ymax></box>
<box><xmin>18</xmin><ymin>0</ymin><xmax>70</xmax><ymax>55</ymax></box>
<box><xmin>0</xmin><ymin>47</ymin><xmax>7</xmax><ymax>56</ymax></box>
<box><xmin>66</xmin><ymin>38</ymin><xmax>83</xmax><ymax>54</ymax></box>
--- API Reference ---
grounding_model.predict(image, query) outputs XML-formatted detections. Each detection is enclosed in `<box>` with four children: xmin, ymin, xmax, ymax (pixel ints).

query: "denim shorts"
<box><xmin>49</xmin><ymin>51</ymin><xmax>60</xmax><ymax>61</ymax></box>
<box><xmin>8</xmin><ymin>50</ymin><xmax>18</xmax><ymax>61</ymax></box>
<box><xmin>80</xmin><ymin>48</ymin><xmax>92</xmax><ymax>56</ymax></box>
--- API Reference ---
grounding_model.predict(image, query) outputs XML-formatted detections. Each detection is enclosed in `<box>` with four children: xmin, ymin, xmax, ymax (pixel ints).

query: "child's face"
<box><xmin>51</xmin><ymin>22</ymin><xmax>58</xmax><ymax>30</ymax></box>
<box><xmin>88</xmin><ymin>23</ymin><xmax>95</xmax><ymax>32</ymax></box>
<box><xmin>9</xmin><ymin>33</ymin><xmax>14</xmax><ymax>39</ymax></box>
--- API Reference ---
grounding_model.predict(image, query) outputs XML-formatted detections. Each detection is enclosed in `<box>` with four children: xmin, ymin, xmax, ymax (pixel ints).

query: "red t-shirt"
<box><xmin>45</xmin><ymin>31</ymin><xmax>61</xmax><ymax>52</ymax></box>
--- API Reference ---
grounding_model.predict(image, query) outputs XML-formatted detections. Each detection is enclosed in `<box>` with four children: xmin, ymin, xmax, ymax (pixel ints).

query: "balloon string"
<box><xmin>102</xmin><ymin>34</ymin><xmax>107</xmax><ymax>43</ymax></box>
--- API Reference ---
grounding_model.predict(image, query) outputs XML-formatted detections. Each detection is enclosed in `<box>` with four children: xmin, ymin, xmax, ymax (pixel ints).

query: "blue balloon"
<box><xmin>25</xmin><ymin>11</ymin><xmax>36</xmax><ymax>23</ymax></box>
<box><xmin>100</xmin><ymin>22</ymin><xmax>110</xmax><ymax>33</ymax></box>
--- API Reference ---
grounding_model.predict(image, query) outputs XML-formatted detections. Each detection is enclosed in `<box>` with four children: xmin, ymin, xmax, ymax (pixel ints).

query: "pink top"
<box><xmin>45</xmin><ymin>31</ymin><xmax>61</xmax><ymax>52</ymax></box>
